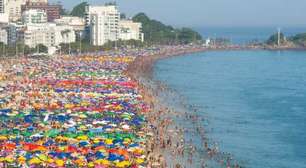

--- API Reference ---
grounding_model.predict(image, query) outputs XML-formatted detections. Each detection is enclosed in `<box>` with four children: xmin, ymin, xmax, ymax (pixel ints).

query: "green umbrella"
<box><xmin>45</xmin><ymin>129</ymin><xmax>60</xmax><ymax>138</ymax></box>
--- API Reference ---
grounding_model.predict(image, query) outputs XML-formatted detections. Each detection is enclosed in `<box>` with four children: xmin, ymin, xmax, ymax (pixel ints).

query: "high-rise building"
<box><xmin>21</xmin><ymin>1</ymin><xmax>61</xmax><ymax>22</ymax></box>
<box><xmin>5</xmin><ymin>0</ymin><xmax>27</xmax><ymax>22</ymax></box>
<box><xmin>0</xmin><ymin>0</ymin><xmax>5</xmax><ymax>13</ymax></box>
<box><xmin>22</xmin><ymin>9</ymin><xmax>47</xmax><ymax>24</ymax></box>
<box><xmin>119</xmin><ymin>19</ymin><xmax>144</xmax><ymax>42</ymax></box>
<box><xmin>26</xmin><ymin>0</ymin><xmax>47</xmax><ymax>4</ymax></box>
<box><xmin>24</xmin><ymin>23</ymin><xmax>75</xmax><ymax>48</ymax></box>
<box><xmin>86</xmin><ymin>5</ymin><xmax>120</xmax><ymax>46</ymax></box>
<box><xmin>54</xmin><ymin>16</ymin><xmax>85</xmax><ymax>32</ymax></box>
<box><xmin>0</xmin><ymin>23</ymin><xmax>7</xmax><ymax>44</ymax></box>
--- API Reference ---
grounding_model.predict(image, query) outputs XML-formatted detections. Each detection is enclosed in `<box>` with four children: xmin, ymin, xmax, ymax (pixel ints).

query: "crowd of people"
<box><xmin>0</xmin><ymin>54</ymin><xmax>157</xmax><ymax>167</ymax></box>
<box><xmin>0</xmin><ymin>44</ymin><xmax>242</xmax><ymax>168</ymax></box>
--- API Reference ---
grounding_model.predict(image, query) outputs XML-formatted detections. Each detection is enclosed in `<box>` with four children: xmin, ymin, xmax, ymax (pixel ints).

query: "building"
<box><xmin>0</xmin><ymin>0</ymin><xmax>5</xmax><ymax>13</ymax></box>
<box><xmin>22</xmin><ymin>9</ymin><xmax>47</xmax><ymax>24</ymax></box>
<box><xmin>0</xmin><ymin>13</ymin><xmax>8</xmax><ymax>23</ymax></box>
<box><xmin>86</xmin><ymin>5</ymin><xmax>120</xmax><ymax>46</ymax></box>
<box><xmin>0</xmin><ymin>23</ymin><xmax>7</xmax><ymax>44</ymax></box>
<box><xmin>54</xmin><ymin>16</ymin><xmax>85</xmax><ymax>32</ymax></box>
<box><xmin>0</xmin><ymin>0</ymin><xmax>8</xmax><ymax>23</ymax></box>
<box><xmin>27</xmin><ymin>0</ymin><xmax>47</xmax><ymax>3</ymax></box>
<box><xmin>0</xmin><ymin>29</ymin><xmax>7</xmax><ymax>44</ymax></box>
<box><xmin>119</xmin><ymin>20</ymin><xmax>144</xmax><ymax>42</ymax></box>
<box><xmin>21</xmin><ymin>1</ymin><xmax>61</xmax><ymax>22</ymax></box>
<box><xmin>7</xmin><ymin>23</ymin><xmax>24</xmax><ymax>45</ymax></box>
<box><xmin>5</xmin><ymin>0</ymin><xmax>26</xmax><ymax>22</ymax></box>
<box><xmin>24</xmin><ymin>23</ymin><xmax>75</xmax><ymax>48</ymax></box>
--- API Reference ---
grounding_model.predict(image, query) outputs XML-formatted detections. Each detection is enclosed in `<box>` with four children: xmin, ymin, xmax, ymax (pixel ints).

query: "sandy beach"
<box><xmin>1</xmin><ymin>44</ymin><xmax>302</xmax><ymax>167</ymax></box>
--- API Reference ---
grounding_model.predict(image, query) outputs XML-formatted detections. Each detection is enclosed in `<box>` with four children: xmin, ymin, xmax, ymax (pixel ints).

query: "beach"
<box><xmin>0</xmin><ymin>45</ymin><xmax>224</xmax><ymax>168</ymax></box>
<box><xmin>0</xmin><ymin>44</ymin><xmax>305</xmax><ymax>167</ymax></box>
<box><xmin>0</xmin><ymin>54</ymin><xmax>152</xmax><ymax>167</ymax></box>
<box><xmin>126</xmin><ymin>45</ymin><xmax>245</xmax><ymax>168</ymax></box>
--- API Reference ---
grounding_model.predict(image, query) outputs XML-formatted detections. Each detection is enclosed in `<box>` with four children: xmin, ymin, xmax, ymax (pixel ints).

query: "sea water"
<box><xmin>154</xmin><ymin>50</ymin><xmax>306</xmax><ymax>168</ymax></box>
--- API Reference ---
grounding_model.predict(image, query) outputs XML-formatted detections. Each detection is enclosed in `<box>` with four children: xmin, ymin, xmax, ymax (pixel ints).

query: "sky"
<box><xmin>50</xmin><ymin>0</ymin><xmax>306</xmax><ymax>28</ymax></box>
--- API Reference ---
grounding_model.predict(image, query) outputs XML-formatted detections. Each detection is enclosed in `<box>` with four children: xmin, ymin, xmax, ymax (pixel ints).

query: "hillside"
<box><xmin>132</xmin><ymin>13</ymin><xmax>202</xmax><ymax>44</ymax></box>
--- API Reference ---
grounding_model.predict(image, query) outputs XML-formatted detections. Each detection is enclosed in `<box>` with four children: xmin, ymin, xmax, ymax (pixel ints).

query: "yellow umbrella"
<box><xmin>79</xmin><ymin>114</ymin><xmax>87</xmax><ymax>119</ymax></box>
<box><xmin>94</xmin><ymin>159</ymin><xmax>110</xmax><ymax>165</ymax></box>
<box><xmin>47</xmin><ymin>158</ymin><xmax>54</xmax><ymax>164</ymax></box>
<box><xmin>55</xmin><ymin>159</ymin><xmax>65</xmax><ymax>167</ymax></box>
<box><xmin>88</xmin><ymin>162</ymin><xmax>95</xmax><ymax>167</ymax></box>
<box><xmin>77</xmin><ymin>135</ymin><xmax>88</xmax><ymax>141</ymax></box>
<box><xmin>38</xmin><ymin>154</ymin><xmax>48</xmax><ymax>161</ymax></box>
<box><xmin>135</xmin><ymin>158</ymin><xmax>145</xmax><ymax>164</ymax></box>
<box><xmin>5</xmin><ymin>156</ymin><xmax>14</xmax><ymax>163</ymax></box>
<box><xmin>115</xmin><ymin>161</ymin><xmax>131</xmax><ymax>168</ymax></box>
<box><xmin>18</xmin><ymin>156</ymin><xmax>26</xmax><ymax>164</ymax></box>
<box><xmin>29</xmin><ymin>157</ymin><xmax>42</xmax><ymax>165</ymax></box>
<box><xmin>0</xmin><ymin>136</ymin><xmax>7</xmax><ymax>140</ymax></box>
<box><xmin>105</xmin><ymin>139</ymin><xmax>113</xmax><ymax>145</ymax></box>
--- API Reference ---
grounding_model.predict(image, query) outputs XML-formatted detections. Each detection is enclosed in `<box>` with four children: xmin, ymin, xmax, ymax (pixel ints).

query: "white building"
<box><xmin>0</xmin><ymin>26</ymin><xmax>7</xmax><ymax>44</ymax></box>
<box><xmin>0</xmin><ymin>0</ymin><xmax>8</xmax><ymax>23</ymax></box>
<box><xmin>119</xmin><ymin>19</ymin><xmax>144</xmax><ymax>42</ymax></box>
<box><xmin>24</xmin><ymin>23</ymin><xmax>75</xmax><ymax>49</ymax></box>
<box><xmin>27</xmin><ymin>0</ymin><xmax>47</xmax><ymax>4</ymax></box>
<box><xmin>54</xmin><ymin>16</ymin><xmax>85</xmax><ymax>32</ymax></box>
<box><xmin>86</xmin><ymin>5</ymin><xmax>120</xmax><ymax>46</ymax></box>
<box><xmin>5</xmin><ymin>0</ymin><xmax>26</xmax><ymax>22</ymax></box>
<box><xmin>0</xmin><ymin>0</ymin><xmax>5</xmax><ymax>13</ymax></box>
<box><xmin>0</xmin><ymin>13</ymin><xmax>8</xmax><ymax>23</ymax></box>
<box><xmin>22</xmin><ymin>9</ymin><xmax>47</xmax><ymax>24</ymax></box>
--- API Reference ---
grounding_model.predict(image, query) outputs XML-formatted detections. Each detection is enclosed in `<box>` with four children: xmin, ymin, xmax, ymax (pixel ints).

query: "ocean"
<box><xmin>195</xmin><ymin>27</ymin><xmax>306</xmax><ymax>44</ymax></box>
<box><xmin>153</xmin><ymin>50</ymin><xmax>306</xmax><ymax>168</ymax></box>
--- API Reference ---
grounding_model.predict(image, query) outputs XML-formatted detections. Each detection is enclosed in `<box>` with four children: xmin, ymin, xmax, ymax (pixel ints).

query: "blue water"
<box><xmin>154</xmin><ymin>50</ymin><xmax>306</xmax><ymax>168</ymax></box>
<box><xmin>195</xmin><ymin>27</ymin><xmax>306</xmax><ymax>44</ymax></box>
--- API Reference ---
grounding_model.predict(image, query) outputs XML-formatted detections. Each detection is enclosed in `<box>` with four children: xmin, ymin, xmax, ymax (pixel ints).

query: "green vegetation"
<box><xmin>266</xmin><ymin>32</ymin><xmax>306</xmax><ymax>47</ymax></box>
<box><xmin>69</xmin><ymin>1</ymin><xmax>202</xmax><ymax>45</ymax></box>
<box><xmin>289</xmin><ymin>33</ymin><xmax>306</xmax><ymax>46</ymax></box>
<box><xmin>59</xmin><ymin>39</ymin><xmax>144</xmax><ymax>54</ymax></box>
<box><xmin>70</xmin><ymin>2</ymin><xmax>88</xmax><ymax>18</ymax></box>
<box><xmin>35</xmin><ymin>44</ymin><xmax>48</xmax><ymax>53</ymax></box>
<box><xmin>0</xmin><ymin>43</ymin><xmax>48</xmax><ymax>57</ymax></box>
<box><xmin>132</xmin><ymin>13</ymin><xmax>202</xmax><ymax>44</ymax></box>
<box><xmin>266</xmin><ymin>32</ymin><xmax>286</xmax><ymax>45</ymax></box>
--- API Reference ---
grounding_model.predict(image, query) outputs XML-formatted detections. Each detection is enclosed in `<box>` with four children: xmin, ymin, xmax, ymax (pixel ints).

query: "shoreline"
<box><xmin>126</xmin><ymin>45</ymin><xmax>243</xmax><ymax>168</ymax></box>
<box><xmin>0</xmin><ymin>45</ymin><xmax>305</xmax><ymax>167</ymax></box>
<box><xmin>126</xmin><ymin>45</ymin><xmax>306</xmax><ymax>167</ymax></box>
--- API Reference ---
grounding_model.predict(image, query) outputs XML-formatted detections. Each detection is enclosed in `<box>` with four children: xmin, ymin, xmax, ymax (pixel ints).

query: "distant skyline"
<box><xmin>50</xmin><ymin>0</ymin><xmax>306</xmax><ymax>28</ymax></box>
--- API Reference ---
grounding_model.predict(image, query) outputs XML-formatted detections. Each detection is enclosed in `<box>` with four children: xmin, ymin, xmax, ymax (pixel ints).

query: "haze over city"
<box><xmin>51</xmin><ymin>0</ymin><xmax>306</xmax><ymax>27</ymax></box>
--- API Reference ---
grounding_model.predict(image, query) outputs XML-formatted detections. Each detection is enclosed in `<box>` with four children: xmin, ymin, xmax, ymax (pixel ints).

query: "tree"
<box><xmin>105</xmin><ymin>2</ymin><xmax>116</xmax><ymax>6</ymax></box>
<box><xmin>178</xmin><ymin>28</ymin><xmax>202</xmax><ymax>44</ymax></box>
<box><xmin>70</xmin><ymin>2</ymin><xmax>88</xmax><ymax>17</ymax></box>
<box><xmin>132</xmin><ymin>13</ymin><xmax>202</xmax><ymax>45</ymax></box>
<box><xmin>266</xmin><ymin>32</ymin><xmax>286</xmax><ymax>45</ymax></box>
<box><xmin>289</xmin><ymin>33</ymin><xmax>306</xmax><ymax>46</ymax></box>
<box><xmin>120</xmin><ymin>13</ymin><xmax>126</xmax><ymax>19</ymax></box>
<box><xmin>35</xmin><ymin>44</ymin><xmax>48</xmax><ymax>53</ymax></box>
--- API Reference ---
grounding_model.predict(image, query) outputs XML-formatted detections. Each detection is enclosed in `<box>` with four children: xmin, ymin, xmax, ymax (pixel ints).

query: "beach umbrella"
<box><xmin>0</xmin><ymin>136</ymin><xmax>7</xmax><ymax>141</ymax></box>
<box><xmin>55</xmin><ymin>159</ymin><xmax>65</xmax><ymax>167</ymax></box>
<box><xmin>115</xmin><ymin>161</ymin><xmax>131</xmax><ymax>168</ymax></box>
<box><xmin>29</xmin><ymin>157</ymin><xmax>42</xmax><ymax>165</ymax></box>
<box><xmin>45</xmin><ymin>129</ymin><xmax>60</xmax><ymax>138</ymax></box>
<box><xmin>77</xmin><ymin>135</ymin><xmax>88</xmax><ymax>141</ymax></box>
<box><xmin>94</xmin><ymin>159</ymin><xmax>110</xmax><ymax>166</ymax></box>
